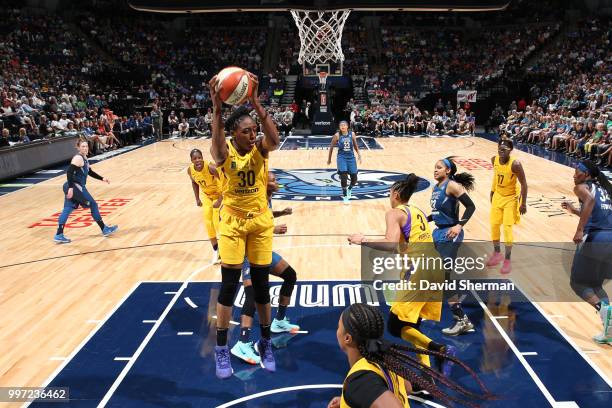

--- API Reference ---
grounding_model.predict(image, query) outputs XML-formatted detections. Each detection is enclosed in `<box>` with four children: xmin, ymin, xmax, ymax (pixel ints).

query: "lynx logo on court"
<box><xmin>271</xmin><ymin>169</ymin><xmax>429</xmax><ymax>201</ymax></box>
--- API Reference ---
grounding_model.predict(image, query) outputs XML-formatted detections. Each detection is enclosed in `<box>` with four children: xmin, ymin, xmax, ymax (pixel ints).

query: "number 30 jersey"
<box><xmin>219</xmin><ymin>141</ymin><xmax>268</xmax><ymax>213</ymax></box>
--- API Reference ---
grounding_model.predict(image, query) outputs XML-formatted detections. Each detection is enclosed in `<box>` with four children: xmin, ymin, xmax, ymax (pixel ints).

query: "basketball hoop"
<box><xmin>290</xmin><ymin>9</ymin><xmax>351</xmax><ymax>65</ymax></box>
<box><xmin>318</xmin><ymin>71</ymin><xmax>328</xmax><ymax>87</ymax></box>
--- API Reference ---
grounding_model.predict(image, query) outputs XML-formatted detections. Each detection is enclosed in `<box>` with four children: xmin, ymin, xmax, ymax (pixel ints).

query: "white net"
<box><xmin>290</xmin><ymin>9</ymin><xmax>351</xmax><ymax>65</ymax></box>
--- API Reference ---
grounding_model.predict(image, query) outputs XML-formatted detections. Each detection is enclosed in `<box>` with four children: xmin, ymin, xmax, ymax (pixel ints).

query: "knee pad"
<box><xmin>491</xmin><ymin>224</ymin><xmax>501</xmax><ymax>241</ymax></box>
<box><xmin>250</xmin><ymin>266</ymin><xmax>271</xmax><ymax>304</ymax></box>
<box><xmin>279</xmin><ymin>266</ymin><xmax>297</xmax><ymax>297</ymax></box>
<box><xmin>349</xmin><ymin>173</ymin><xmax>358</xmax><ymax>187</ymax></box>
<box><xmin>503</xmin><ymin>224</ymin><xmax>513</xmax><ymax>245</ymax></box>
<box><xmin>241</xmin><ymin>285</ymin><xmax>256</xmax><ymax>318</ymax></box>
<box><xmin>218</xmin><ymin>267</ymin><xmax>241</xmax><ymax>307</ymax></box>
<box><xmin>339</xmin><ymin>172</ymin><xmax>348</xmax><ymax>188</ymax></box>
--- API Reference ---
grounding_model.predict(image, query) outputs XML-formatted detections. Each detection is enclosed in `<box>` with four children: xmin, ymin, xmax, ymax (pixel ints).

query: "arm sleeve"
<box><xmin>457</xmin><ymin>193</ymin><xmax>476</xmax><ymax>226</ymax></box>
<box><xmin>88</xmin><ymin>168</ymin><xmax>104</xmax><ymax>181</ymax></box>
<box><xmin>66</xmin><ymin>164</ymin><xmax>78</xmax><ymax>187</ymax></box>
<box><xmin>344</xmin><ymin>370</ymin><xmax>389</xmax><ymax>408</ymax></box>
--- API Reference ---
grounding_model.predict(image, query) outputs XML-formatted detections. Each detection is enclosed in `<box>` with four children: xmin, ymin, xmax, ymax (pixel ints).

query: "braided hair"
<box><xmin>225</xmin><ymin>106</ymin><xmax>253</xmax><ymax>133</ymax></box>
<box><xmin>441</xmin><ymin>156</ymin><xmax>475</xmax><ymax>191</ymax></box>
<box><xmin>341</xmin><ymin>303</ymin><xmax>494</xmax><ymax>408</ymax></box>
<box><xmin>579</xmin><ymin>160</ymin><xmax>612</xmax><ymax>198</ymax></box>
<box><xmin>391</xmin><ymin>173</ymin><xmax>420</xmax><ymax>202</ymax></box>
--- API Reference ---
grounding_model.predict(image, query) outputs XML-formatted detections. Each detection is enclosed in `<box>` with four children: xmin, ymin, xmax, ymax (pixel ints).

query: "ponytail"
<box><xmin>342</xmin><ymin>304</ymin><xmax>494</xmax><ymax>407</ymax></box>
<box><xmin>580</xmin><ymin>160</ymin><xmax>612</xmax><ymax>198</ymax></box>
<box><xmin>391</xmin><ymin>173</ymin><xmax>420</xmax><ymax>202</ymax></box>
<box><xmin>443</xmin><ymin>157</ymin><xmax>475</xmax><ymax>191</ymax></box>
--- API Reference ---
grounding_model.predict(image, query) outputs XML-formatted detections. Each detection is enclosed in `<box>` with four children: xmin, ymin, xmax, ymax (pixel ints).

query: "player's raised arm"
<box><xmin>187</xmin><ymin>167</ymin><xmax>202</xmax><ymax>207</ymax></box>
<box><xmin>209</xmin><ymin>76</ymin><xmax>228</xmax><ymax>165</ymax></box>
<box><xmin>327</xmin><ymin>133</ymin><xmax>339</xmax><ymax>165</ymax></box>
<box><xmin>249</xmin><ymin>73</ymin><xmax>280</xmax><ymax>155</ymax></box>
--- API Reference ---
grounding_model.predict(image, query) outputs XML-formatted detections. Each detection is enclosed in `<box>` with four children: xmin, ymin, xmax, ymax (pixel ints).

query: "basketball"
<box><xmin>215</xmin><ymin>66</ymin><xmax>254</xmax><ymax>105</ymax></box>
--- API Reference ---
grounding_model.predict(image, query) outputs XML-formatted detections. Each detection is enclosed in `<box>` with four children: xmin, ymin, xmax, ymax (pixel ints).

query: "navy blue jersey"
<box><xmin>75</xmin><ymin>154</ymin><xmax>90</xmax><ymax>186</ymax></box>
<box><xmin>430</xmin><ymin>180</ymin><xmax>459</xmax><ymax>227</ymax></box>
<box><xmin>583</xmin><ymin>181</ymin><xmax>612</xmax><ymax>233</ymax></box>
<box><xmin>337</xmin><ymin>132</ymin><xmax>355</xmax><ymax>157</ymax></box>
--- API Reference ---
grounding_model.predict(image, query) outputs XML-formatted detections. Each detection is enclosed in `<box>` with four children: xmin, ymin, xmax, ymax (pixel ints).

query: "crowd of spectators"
<box><xmin>497</xmin><ymin>19</ymin><xmax>611</xmax><ymax>168</ymax></box>
<box><xmin>366</xmin><ymin>23</ymin><xmax>559</xmax><ymax>106</ymax></box>
<box><xmin>347</xmin><ymin>101</ymin><xmax>475</xmax><ymax>137</ymax></box>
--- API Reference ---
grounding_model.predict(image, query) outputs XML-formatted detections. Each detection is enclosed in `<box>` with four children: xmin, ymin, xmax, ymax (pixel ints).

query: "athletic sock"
<box><xmin>276</xmin><ymin>305</ymin><xmax>287</xmax><ymax>320</ymax></box>
<box><xmin>260</xmin><ymin>324</ymin><xmax>271</xmax><ymax>340</ymax></box>
<box><xmin>239</xmin><ymin>327</ymin><xmax>251</xmax><ymax>343</ymax></box>
<box><xmin>97</xmin><ymin>220</ymin><xmax>106</xmax><ymax>231</ymax></box>
<box><xmin>56</xmin><ymin>224</ymin><xmax>65</xmax><ymax>235</ymax></box>
<box><xmin>217</xmin><ymin>328</ymin><xmax>229</xmax><ymax>346</ymax></box>
<box><xmin>428</xmin><ymin>341</ymin><xmax>444</xmax><ymax>353</ymax></box>
<box><xmin>450</xmin><ymin>303</ymin><xmax>466</xmax><ymax>319</ymax></box>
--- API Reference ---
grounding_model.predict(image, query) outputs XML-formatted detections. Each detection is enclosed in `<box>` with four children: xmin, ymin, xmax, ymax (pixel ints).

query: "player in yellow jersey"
<box><xmin>327</xmin><ymin>303</ymin><xmax>493</xmax><ymax>408</ymax></box>
<box><xmin>348</xmin><ymin>175</ymin><xmax>459</xmax><ymax>387</ymax></box>
<box><xmin>487</xmin><ymin>139</ymin><xmax>528</xmax><ymax>274</ymax></box>
<box><xmin>209</xmin><ymin>73</ymin><xmax>280</xmax><ymax>379</ymax></box>
<box><xmin>188</xmin><ymin>148</ymin><xmax>222</xmax><ymax>264</ymax></box>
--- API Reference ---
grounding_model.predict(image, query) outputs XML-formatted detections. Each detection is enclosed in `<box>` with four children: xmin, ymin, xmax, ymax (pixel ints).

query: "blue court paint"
<box><xmin>270</xmin><ymin>168</ymin><xmax>429</xmax><ymax>201</ymax></box>
<box><xmin>279</xmin><ymin>135</ymin><xmax>382</xmax><ymax>151</ymax></box>
<box><xmin>34</xmin><ymin>281</ymin><xmax>610</xmax><ymax>407</ymax></box>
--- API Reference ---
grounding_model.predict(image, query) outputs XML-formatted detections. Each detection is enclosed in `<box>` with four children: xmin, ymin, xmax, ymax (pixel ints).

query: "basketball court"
<box><xmin>1</xmin><ymin>134</ymin><xmax>610</xmax><ymax>407</ymax></box>
<box><xmin>1</xmin><ymin>0</ymin><xmax>611</xmax><ymax>407</ymax></box>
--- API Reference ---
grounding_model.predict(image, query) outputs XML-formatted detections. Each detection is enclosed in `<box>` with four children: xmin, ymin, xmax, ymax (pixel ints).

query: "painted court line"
<box><xmin>473</xmin><ymin>290</ymin><xmax>577</xmax><ymax>408</ymax></box>
<box><xmin>294</xmin><ymin>330</ymin><xmax>309</xmax><ymax>334</ymax></box>
<box><xmin>142</xmin><ymin>320</ymin><xmax>157</xmax><ymax>324</ymax></box>
<box><xmin>493</xmin><ymin>315</ymin><xmax>509</xmax><ymax>319</ymax></box>
<box><xmin>184</xmin><ymin>297</ymin><xmax>198</xmax><ymax>308</ymax></box>
<box><xmin>512</xmin><ymin>281</ymin><xmax>612</xmax><ymax>389</ymax></box>
<box><xmin>177</xmin><ymin>332</ymin><xmax>193</xmax><ymax>336</ymax></box>
<box><xmin>521</xmin><ymin>352</ymin><xmax>538</xmax><ymax>356</ymax></box>
<box><xmin>164</xmin><ymin>291</ymin><xmax>177</xmax><ymax>295</ymax></box>
<box><xmin>97</xmin><ymin>262</ymin><xmax>215</xmax><ymax>407</ymax></box>
<box><xmin>216</xmin><ymin>384</ymin><xmax>447</xmax><ymax>408</ymax></box>
<box><xmin>212</xmin><ymin>315</ymin><xmax>240</xmax><ymax>326</ymax></box>
<box><xmin>29</xmin><ymin>282</ymin><xmax>142</xmax><ymax>408</ymax></box>
<box><xmin>113</xmin><ymin>357</ymin><xmax>131</xmax><ymax>361</ymax></box>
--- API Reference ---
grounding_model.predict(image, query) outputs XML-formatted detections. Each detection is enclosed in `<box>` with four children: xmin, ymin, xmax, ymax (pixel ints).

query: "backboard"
<box><xmin>128</xmin><ymin>1</ymin><xmax>511</xmax><ymax>13</ymax></box>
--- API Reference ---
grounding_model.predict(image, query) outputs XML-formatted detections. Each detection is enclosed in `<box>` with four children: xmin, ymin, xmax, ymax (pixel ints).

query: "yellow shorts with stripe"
<box><xmin>490</xmin><ymin>192</ymin><xmax>520</xmax><ymax>226</ymax></box>
<box><xmin>202</xmin><ymin>195</ymin><xmax>220</xmax><ymax>239</ymax></box>
<box><xmin>218</xmin><ymin>206</ymin><xmax>274</xmax><ymax>265</ymax></box>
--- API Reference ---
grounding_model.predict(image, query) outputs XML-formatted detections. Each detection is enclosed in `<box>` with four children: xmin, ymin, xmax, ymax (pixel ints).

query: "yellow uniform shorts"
<box><xmin>491</xmin><ymin>192</ymin><xmax>520</xmax><ymax>226</ymax></box>
<box><xmin>218</xmin><ymin>206</ymin><xmax>274</xmax><ymax>265</ymax></box>
<box><xmin>390</xmin><ymin>300</ymin><xmax>442</xmax><ymax>324</ymax></box>
<box><xmin>202</xmin><ymin>195</ymin><xmax>220</xmax><ymax>239</ymax></box>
